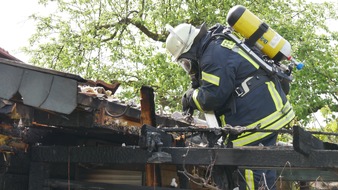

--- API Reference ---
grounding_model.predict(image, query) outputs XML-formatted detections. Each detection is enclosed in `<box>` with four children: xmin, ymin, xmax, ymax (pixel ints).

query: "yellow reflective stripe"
<box><xmin>201</xmin><ymin>71</ymin><xmax>220</xmax><ymax>86</ymax></box>
<box><xmin>233</xmin><ymin>107</ymin><xmax>295</xmax><ymax>146</ymax></box>
<box><xmin>221</xmin><ymin>39</ymin><xmax>259</xmax><ymax>69</ymax></box>
<box><xmin>219</xmin><ymin>115</ymin><xmax>226</xmax><ymax>127</ymax></box>
<box><xmin>245</xmin><ymin>169</ymin><xmax>255</xmax><ymax>190</ymax></box>
<box><xmin>244</xmin><ymin>101</ymin><xmax>292</xmax><ymax>130</ymax></box>
<box><xmin>221</xmin><ymin>40</ymin><xmax>236</xmax><ymax>49</ymax></box>
<box><xmin>192</xmin><ymin>89</ymin><xmax>203</xmax><ymax>111</ymax></box>
<box><xmin>238</xmin><ymin>49</ymin><xmax>259</xmax><ymax>69</ymax></box>
<box><xmin>266</xmin><ymin>81</ymin><xmax>283</xmax><ymax>110</ymax></box>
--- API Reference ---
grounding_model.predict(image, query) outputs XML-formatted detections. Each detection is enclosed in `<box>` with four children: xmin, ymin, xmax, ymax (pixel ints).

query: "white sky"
<box><xmin>0</xmin><ymin>0</ymin><xmax>42</xmax><ymax>62</ymax></box>
<box><xmin>0</xmin><ymin>0</ymin><xmax>337</xmax><ymax>63</ymax></box>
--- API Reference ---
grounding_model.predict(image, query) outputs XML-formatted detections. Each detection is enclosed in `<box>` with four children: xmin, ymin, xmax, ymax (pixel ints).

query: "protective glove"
<box><xmin>181</xmin><ymin>88</ymin><xmax>195</xmax><ymax>116</ymax></box>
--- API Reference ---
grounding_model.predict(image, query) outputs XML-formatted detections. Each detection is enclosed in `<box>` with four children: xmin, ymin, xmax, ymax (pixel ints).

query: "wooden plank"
<box><xmin>31</xmin><ymin>146</ymin><xmax>338</xmax><ymax>169</ymax></box>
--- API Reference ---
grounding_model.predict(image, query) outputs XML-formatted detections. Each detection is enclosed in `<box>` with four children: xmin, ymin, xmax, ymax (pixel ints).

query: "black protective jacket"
<box><xmin>186</xmin><ymin>24</ymin><xmax>295</xmax><ymax>146</ymax></box>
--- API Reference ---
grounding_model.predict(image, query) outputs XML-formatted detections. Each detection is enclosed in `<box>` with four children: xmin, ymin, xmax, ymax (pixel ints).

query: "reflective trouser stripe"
<box><xmin>232</xmin><ymin>102</ymin><xmax>294</xmax><ymax>146</ymax></box>
<box><xmin>219</xmin><ymin>114</ymin><xmax>226</xmax><ymax>127</ymax></box>
<box><xmin>245</xmin><ymin>169</ymin><xmax>255</xmax><ymax>190</ymax></box>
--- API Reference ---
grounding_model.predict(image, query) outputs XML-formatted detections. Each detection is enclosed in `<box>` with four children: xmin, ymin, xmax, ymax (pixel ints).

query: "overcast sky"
<box><xmin>0</xmin><ymin>0</ymin><xmax>337</xmax><ymax>63</ymax></box>
<box><xmin>0</xmin><ymin>0</ymin><xmax>41</xmax><ymax>62</ymax></box>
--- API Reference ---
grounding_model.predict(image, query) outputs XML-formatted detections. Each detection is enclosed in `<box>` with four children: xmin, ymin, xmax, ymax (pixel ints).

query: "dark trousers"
<box><xmin>236</xmin><ymin>134</ymin><xmax>278</xmax><ymax>190</ymax></box>
<box><xmin>207</xmin><ymin>133</ymin><xmax>279</xmax><ymax>190</ymax></box>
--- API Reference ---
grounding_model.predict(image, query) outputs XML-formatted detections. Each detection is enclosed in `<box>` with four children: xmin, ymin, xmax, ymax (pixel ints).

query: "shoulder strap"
<box><xmin>200</xmin><ymin>25</ymin><xmax>232</xmax><ymax>55</ymax></box>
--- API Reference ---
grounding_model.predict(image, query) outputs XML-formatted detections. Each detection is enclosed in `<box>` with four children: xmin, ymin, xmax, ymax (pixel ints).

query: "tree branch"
<box><xmin>130</xmin><ymin>19</ymin><xmax>166</xmax><ymax>42</ymax></box>
<box><xmin>96</xmin><ymin>14</ymin><xmax>166</xmax><ymax>43</ymax></box>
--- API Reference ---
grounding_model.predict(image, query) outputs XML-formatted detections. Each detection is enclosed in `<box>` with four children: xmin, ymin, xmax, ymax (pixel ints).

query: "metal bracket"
<box><xmin>139</xmin><ymin>125</ymin><xmax>172</xmax><ymax>163</ymax></box>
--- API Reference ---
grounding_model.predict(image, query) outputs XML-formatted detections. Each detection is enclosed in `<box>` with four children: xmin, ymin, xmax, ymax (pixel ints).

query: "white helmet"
<box><xmin>165</xmin><ymin>23</ymin><xmax>201</xmax><ymax>61</ymax></box>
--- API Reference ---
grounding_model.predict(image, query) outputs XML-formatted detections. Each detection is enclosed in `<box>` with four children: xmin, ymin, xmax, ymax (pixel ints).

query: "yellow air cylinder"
<box><xmin>226</xmin><ymin>5</ymin><xmax>291</xmax><ymax>62</ymax></box>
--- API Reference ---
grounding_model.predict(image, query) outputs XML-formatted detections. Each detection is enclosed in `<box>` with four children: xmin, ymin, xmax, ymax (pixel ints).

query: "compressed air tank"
<box><xmin>226</xmin><ymin>5</ymin><xmax>291</xmax><ymax>62</ymax></box>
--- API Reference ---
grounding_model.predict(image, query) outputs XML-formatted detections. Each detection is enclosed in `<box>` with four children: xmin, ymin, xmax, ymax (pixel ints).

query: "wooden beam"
<box><xmin>140</xmin><ymin>86</ymin><xmax>159</xmax><ymax>187</ymax></box>
<box><xmin>46</xmin><ymin>179</ymin><xmax>190</xmax><ymax>190</ymax></box>
<box><xmin>30</xmin><ymin>146</ymin><xmax>338</xmax><ymax>186</ymax></box>
<box><xmin>293</xmin><ymin>126</ymin><xmax>338</xmax><ymax>156</ymax></box>
<box><xmin>277</xmin><ymin>169</ymin><xmax>338</xmax><ymax>181</ymax></box>
<box><xmin>140</xmin><ymin>85</ymin><xmax>156</xmax><ymax>126</ymax></box>
<box><xmin>31</xmin><ymin>146</ymin><xmax>338</xmax><ymax>169</ymax></box>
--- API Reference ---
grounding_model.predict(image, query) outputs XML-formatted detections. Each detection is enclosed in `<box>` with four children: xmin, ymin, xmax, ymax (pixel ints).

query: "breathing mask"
<box><xmin>177</xmin><ymin>58</ymin><xmax>200</xmax><ymax>88</ymax></box>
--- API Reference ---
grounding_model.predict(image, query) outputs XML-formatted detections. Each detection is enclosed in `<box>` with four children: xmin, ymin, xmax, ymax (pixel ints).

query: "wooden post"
<box><xmin>140</xmin><ymin>86</ymin><xmax>159</xmax><ymax>187</ymax></box>
<box><xmin>140</xmin><ymin>86</ymin><xmax>156</xmax><ymax>126</ymax></box>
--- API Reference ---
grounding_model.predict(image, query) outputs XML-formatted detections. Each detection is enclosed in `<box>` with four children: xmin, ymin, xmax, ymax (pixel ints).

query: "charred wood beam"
<box><xmin>78</xmin><ymin>93</ymin><xmax>189</xmax><ymax>128</ymax></box>
<box><xmin>78</xmin><ymin>92</ymin><xmax>189</xmax><ymax>127</ymax></box>
<box><xmin>293</xmin><ymin>126</ymin><xmax>338</xmax><ymax>156</ymax></box>
<box><xmin>25</xmin><ymin>126</ymin><xmax>139</xmax><ymax>146</ymax></box>
<box><xmin>33</xmin><ymin>108</ymin><xmax>94</xmax><ymax>128</ymax></box>
<box><xmin>140</xmin><ymin>85</ymin><xmax>156</xmax><ymax>126</ymax></box>
<box><xmin>10</xmin><ymin>92</ymin><xmax>190</xmax><ymax>130</ymax></box>
<box><xmin>31</xmin><ymin>146</ymin><xmax>338</xmax><ymax>169</ymax></box>
<box><xmin>165</xmin><ymin>147</ymin><xmax>338</xmax><ymax>169</ymax></box>
<box><xmin>31</xmin><ymin>146</ymin><xmax>149</xmax><ymax>164</ymax></box>
<box><xmin>17</xmin><ymin>92</ymin><xmax>188</xmax><ymax>129</ymax></box>
<box><xmin>277</xmin><ymin>169</ymin><xmax>338</xmax><ymax>181</ymax></box>
<box><xmin>140</xmin><ymin>86</ymin><xmax>160</xmax><ymax>187</ymax></box>
<box><xmin>46</xmin><ymin>179</ymin><xmax>190</xmax><ymax>190</ymax></box>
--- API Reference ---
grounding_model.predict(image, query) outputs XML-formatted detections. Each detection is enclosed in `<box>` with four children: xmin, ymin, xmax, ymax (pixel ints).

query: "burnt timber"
<box><xmin>0</xmin><ymin>54</ymin><xmax>338</xmax><ymax>190</ymax></box>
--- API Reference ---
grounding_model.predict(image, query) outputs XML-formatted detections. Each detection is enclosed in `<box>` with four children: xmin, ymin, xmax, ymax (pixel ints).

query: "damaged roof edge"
<box><xmin>0</xmin><ymin>58</ymin><xmax>86</xmax><ymax>82</ymax></box>
<box><xmin>0</xmin><ymin>48</ymin><xmax>23</xmax><ymax>62</ymax></box>
<box><xmin>0</xmin><ymin>57</ymin><xmax>86</xmax><ymax>114</ymax></box>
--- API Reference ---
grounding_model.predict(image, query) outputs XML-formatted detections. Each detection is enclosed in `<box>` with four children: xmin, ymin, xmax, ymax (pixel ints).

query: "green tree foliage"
<box><xmin>23</xmin><ymin>0</ymin><xmax>338</xmax><ymax>124</ymax></box>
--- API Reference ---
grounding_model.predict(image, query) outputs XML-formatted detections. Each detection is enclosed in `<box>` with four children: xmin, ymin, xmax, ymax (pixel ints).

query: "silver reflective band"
<box><xmin>177</xmin><ymin>58</ymin><xmax>192</xmax><ymax>73</ymax></box>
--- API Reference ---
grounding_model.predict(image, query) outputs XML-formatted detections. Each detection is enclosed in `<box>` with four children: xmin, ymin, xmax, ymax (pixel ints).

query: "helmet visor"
<box><xmin>166</xmin><ymin>24</ymin><xmax>194</xmax><ymax>60</ymax></box>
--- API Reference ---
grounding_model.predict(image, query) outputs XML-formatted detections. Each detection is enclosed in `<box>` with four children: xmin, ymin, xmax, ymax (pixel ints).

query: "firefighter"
<box><xmin>165</xmin><ymin>23</ymin><xmax>295</xmax><ymax>190</ymax></box>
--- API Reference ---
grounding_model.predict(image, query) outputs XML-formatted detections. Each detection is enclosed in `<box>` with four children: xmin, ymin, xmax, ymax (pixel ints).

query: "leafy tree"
<box><xmin>23</xmin><ymin>0</ymin><xmax>338</xmax><ymax>126</ymax></box>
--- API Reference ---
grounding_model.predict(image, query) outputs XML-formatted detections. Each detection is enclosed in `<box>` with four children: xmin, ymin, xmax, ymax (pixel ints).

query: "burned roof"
<box><xmin>0</xmin><ymin>56</ymin><xmax>189</xmax><ymax>150</ymax></box>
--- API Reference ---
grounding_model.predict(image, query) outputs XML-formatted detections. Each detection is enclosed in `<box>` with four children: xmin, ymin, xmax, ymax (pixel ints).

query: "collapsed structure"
<box><xmin>0</xmin><ymin>49</ymin><xmax>337</xmax><ymax>190</ymax></box>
